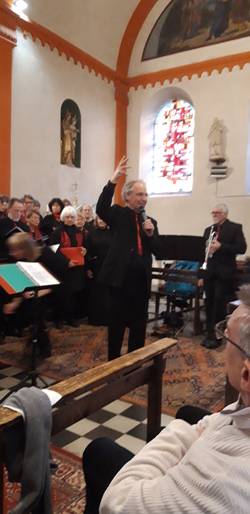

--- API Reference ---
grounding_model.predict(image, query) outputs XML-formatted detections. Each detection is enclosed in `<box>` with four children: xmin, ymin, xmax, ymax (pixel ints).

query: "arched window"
<box><xmin>151</xmin><ymin>99</ymin><xmax>194</xmax><ymax>195</ymax></box>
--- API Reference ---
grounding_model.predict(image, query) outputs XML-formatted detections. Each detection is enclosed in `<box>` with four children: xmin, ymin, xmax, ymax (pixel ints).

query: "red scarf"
<box><xmin>30</xmin><ymin>227</ymin><xmax>43</xmax><ymax>242</ymax></box>
<box><xmin>53</xmin><ymin>212</ymin><xmax>61</xmax><ymax>223</ymax></box>
<box><xmin>60</xmin><ymin>230</ymin><xmax>83</xmax><ymax>248</ymax></box>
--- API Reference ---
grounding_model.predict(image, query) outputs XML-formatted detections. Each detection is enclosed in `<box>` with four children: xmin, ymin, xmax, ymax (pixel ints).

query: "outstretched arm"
<box><xmin>110</xmin><ymin>155</ymin><xmax>130</xmax><ymax>184</ymax></box>
<box><xmin>96</xmin><ymin>156</ymin><xmax>130</xmax><ymax>225</ymax></box>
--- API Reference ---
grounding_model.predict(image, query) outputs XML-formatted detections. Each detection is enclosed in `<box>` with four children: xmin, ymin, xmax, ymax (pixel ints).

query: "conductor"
<box><xmin>96</xmin><ymin>156</ymin><xmax>161</xmax><ymax>360</ymax></box>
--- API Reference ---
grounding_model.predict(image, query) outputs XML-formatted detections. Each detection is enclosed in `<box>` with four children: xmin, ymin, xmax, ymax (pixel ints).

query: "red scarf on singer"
<box><xmin>30</xmin><ymin>227</ymin><xmax>43</xmax><ymax>241</ymax></box>
<box><xmin>60</xmin><ymin>230</ymin><xmax>83</xmax><ymax>248</ymax></box>
<box><xmin>52</xmin><ymin>212</ymin><xmax>61</xmax><ymax>223</ymax></box>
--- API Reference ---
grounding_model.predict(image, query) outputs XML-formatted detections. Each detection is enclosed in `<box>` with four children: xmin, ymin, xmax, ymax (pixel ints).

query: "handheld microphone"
<box><xmin>139</xmin><ymin>206</ymin><xmax>148</xmax><ymax>223</ymax></box>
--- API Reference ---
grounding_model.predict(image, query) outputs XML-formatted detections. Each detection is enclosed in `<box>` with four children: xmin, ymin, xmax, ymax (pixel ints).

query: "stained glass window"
<box><xmin>151</xmin><ymin>99</ymin><xmax>194</xmax><ymax>195</ymax></box>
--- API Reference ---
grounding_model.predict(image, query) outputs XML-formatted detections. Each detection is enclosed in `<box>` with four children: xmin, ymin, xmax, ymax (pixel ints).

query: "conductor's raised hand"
<box><xmin>111</xmin><ymin>156</ymin><xmax>130</xmax><ymax>184</ymax></box>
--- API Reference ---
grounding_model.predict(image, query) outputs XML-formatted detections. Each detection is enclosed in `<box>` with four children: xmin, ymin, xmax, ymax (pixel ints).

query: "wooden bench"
<box><xmin>150</xmin><ymin>266</ymin><xmax>203</xmax><ymax>335</ymax></box>
<box><xmin>0</xmin><ymin>337</ymin><xmax>176</xmax><ymax>512</ymax></box>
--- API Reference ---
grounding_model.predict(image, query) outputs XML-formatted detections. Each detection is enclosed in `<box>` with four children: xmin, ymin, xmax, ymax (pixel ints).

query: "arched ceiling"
<box><xmin>21</xmin><ymin>0</ymin><xmax>141</xmax><ymax>71</ymax></box>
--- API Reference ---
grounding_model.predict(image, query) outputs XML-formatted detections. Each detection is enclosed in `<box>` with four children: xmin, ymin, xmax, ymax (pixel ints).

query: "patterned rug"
<box><xmin>0</xmin><ymin>323</ymin><xmax>226</xmax><ymax>416</ymax></box>
<box><xmin>4</xmin><ymin>444</ymin><xmax>85</xmax><ymax>513</ymax></box>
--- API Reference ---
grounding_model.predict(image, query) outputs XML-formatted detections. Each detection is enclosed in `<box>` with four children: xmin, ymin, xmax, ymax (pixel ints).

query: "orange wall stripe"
<box><xmin>0</xmin><ymin>1</ymin><xmax>17</xmax><ymax>196</ymax></box>
<box><xmin>128</xmin><ymin>52</ymin><xmax>250</xmax><ymax>90</ymax></box>
<box><xmin>116</xmin><ymin>0</ymin><xmax>158</xmax><ymax>77</ymax></box>
<box><xmin>115</xmin><ymin>0</ymin><xmax>158</xmax><ymax>204</ymax></box>
<box><xmin>0</xmin><ymin>37</ymin><xmax>14</xmax><ymax>196</ymax></box>
<box><xmin>114</xmin><ymin>83</ymin><xmax>128</xmax><ymax>205</ymax></box>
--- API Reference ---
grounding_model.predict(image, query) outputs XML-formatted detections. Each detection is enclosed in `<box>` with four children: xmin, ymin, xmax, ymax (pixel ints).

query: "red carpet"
<box><xmin>0</xmin><ymin>323</ymin><xmax>226</xmax><ymax>416</ymax></box>
<box><xmin>4</xmin><ymin>444</ymin><xmax>85</xmax><ymax>513</ymax></box>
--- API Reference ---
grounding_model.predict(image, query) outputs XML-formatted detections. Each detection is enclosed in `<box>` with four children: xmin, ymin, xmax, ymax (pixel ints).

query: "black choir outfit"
<box><xmin>40</xmin><ymin>213</ymin><xmax>61</xmax><ymax>242</ymax></box>
<box><xmin>96</xmin><ymin>181</ymin><xmax>161</xmax><ymax>360</ymax></box>
<box><xmin>84</xmin><ymin>219</ymin><xmax>95</xmax><ymax>236</ymax></box>
<box><xmin>50</xmin><ymin>223</ymin><xmax>88</xmax><ymax>321</ymax></box>
<box><xmin>87</xmin><ymin>225</ymin><xmax>112</xmax><ymax>326</ymax></box>
<box><xmin>203</xmin><ymin>218</ymin><xmax>247</xmax><ymax>343</ymax></box>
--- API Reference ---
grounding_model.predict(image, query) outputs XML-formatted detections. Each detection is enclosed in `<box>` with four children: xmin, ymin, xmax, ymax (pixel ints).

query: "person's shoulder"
<box><xmin>0</xmin><ymin>217</ymin><xmax>9</xmax><ymax>228</ymax></box>
<box><xmin>18</xmin><ymin>221</ymin><xmax>29</xmax><ymax>232</ymax></box>
<box><xmin>203</xmin><ymin>225</ymin><xmax>212</xmax><ymax>236</ymax></box>
<box><xmin>42</xmin><ymin>214</ymin><xmax>53</xmax><ymax>222</ymax></box>
<box><xmin>226</xmin><ymin>219</ymin><xmax>243</xmax><ymax>230</ymax></box>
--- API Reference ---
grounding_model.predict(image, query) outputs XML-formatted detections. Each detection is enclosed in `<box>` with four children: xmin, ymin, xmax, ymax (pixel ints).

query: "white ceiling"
<box><xmin>22</xmin><ymin>0</ymin><xmax>140</xmax><ymax>70</ymax></box>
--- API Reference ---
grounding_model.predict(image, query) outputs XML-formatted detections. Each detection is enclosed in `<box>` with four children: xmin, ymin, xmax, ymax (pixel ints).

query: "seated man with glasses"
<box><xmin>82</xmin><ymin>284</ymin><xmax>250</xmax><ymax>514</ymax></box>
<box><xmin>199</xmin><ymin>203</ymin><xmax>246</xmax><ymax>349</ymax></box>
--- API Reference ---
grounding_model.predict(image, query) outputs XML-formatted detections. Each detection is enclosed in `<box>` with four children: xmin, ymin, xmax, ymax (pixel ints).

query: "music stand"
<box><xmin>0</xmin><ymin>262</ymin><xmax>60</xmax><ymax>402</ymax></box>
<box><xmin>154</xmin><ymin>235</ymin><xmax>206</xmax><ymax>337</ymax></box>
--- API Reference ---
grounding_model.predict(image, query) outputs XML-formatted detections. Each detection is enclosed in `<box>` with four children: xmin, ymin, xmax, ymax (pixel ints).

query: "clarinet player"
<box><xmin>198</xmin><ymin>203</ymin><xmax>246</xmax><ymax>349</ymax></box>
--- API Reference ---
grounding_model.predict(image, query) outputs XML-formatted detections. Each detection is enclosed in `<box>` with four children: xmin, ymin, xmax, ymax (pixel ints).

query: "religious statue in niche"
<box><xmin>208</xmin><ymin>118</ymin><xmax>225</xmax><ymax>164</ymax></box>
<box><xmin>60</xmin><ymin>100</ymin><xmax>81</xmax><ymax>168</ymax></box>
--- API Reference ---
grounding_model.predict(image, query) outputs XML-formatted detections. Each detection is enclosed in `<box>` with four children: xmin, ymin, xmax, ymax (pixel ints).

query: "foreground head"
<box><xmin>122</xmin><ymin>180</ymin><xmax>148</xmax><ymax>213</ymax></box>
<box><xmin>225</xmin><ymin>284</ymin><xmax>250</xmax><ymax>406</ymax></box>
<box><xmin>211</xmin><ymin>203</ymin><xmax>228</xmax><ymax>226</ymax></box>
<box><xmin>60</xmin><ymin>205</ymin><xmax>77</xmax><ymax>225</ymax></box>
<box><xmin>7</xmin><ymin>232</ymin><xmax>38</xmax><ymax>262</ymax></box>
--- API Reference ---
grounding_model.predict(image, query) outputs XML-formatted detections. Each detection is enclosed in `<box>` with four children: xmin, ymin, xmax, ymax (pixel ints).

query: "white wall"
<box><xmin>127</xmin><ymin>67</ymin><xmax>250</xmax><ymax>246</ymax></box>
<box><xmin>11</xmin><ymin>30</ymin><xmax>116</xmax><ymax>213</ymax></box>
<box><xmin>126</xmin><ymin>2</ymin><xmax>250</xmax><ymax>252</ymax></box>
<box><xmin>10</xmin><ymin>13</ymin><xmax>250</xmax><ymax>253</ymax></box>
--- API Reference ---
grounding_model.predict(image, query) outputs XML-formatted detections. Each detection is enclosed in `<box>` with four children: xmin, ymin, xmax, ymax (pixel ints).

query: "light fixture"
<box><xmin>13</xmin><ymin>0</ymin><xmax>28</xmax><ymax>11</ymax></box>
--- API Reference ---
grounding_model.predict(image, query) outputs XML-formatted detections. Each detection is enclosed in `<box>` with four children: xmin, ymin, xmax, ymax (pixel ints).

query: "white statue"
<box><xmin>208</xmin><ymin>118</ymin><xmax>225</xmax><ymax>164</ymax></box>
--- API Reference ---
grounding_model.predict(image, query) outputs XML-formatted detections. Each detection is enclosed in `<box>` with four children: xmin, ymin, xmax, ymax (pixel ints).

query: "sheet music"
<box><xmin>16</xmin><ymin>261</ymin><xmax>60</xmax><ymax>286</ymax></box>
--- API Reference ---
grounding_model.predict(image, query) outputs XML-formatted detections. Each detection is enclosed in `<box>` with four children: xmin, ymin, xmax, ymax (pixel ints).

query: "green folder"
<box><xmin>0</xmin><ymin>264</ymin><xmax>35</xmax><ymax>293</ymax></box>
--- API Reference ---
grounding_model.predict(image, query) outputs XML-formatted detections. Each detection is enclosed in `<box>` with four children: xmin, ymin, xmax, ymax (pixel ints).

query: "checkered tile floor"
<box><xmin>0</xmin><ymin>362</ymin><xmax>174</xmax><ymax>458</ymax></box>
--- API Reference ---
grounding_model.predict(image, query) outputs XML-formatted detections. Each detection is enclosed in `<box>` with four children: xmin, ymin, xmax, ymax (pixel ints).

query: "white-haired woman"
<box><xmin>50</xmin><ymin>205</ymin><xmax>87</xmax><ymax>325</ymax></box>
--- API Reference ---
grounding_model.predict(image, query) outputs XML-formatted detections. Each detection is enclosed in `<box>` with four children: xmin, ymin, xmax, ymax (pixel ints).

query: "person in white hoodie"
<box><xmin>82</xmin><ymin>283</ymin><xmax>250</xmax><ymax>514</ymax></box>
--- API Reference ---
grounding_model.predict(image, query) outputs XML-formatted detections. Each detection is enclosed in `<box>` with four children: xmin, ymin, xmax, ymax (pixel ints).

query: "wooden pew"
<box><xmin>0</xmin><ymin>337</ymin><xmax>176</xmax><ymax>512</ymax></box>
<box><xmin>150</xmin><ymin>266</ymin><xmax>203</xmax><ymax>335</ymax></box>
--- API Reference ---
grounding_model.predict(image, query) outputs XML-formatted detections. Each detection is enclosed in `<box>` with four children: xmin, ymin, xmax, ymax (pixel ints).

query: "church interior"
<box><xmin>1</xmin><ymin>0</ymin><xmax>250</xmax><ymax>510</ymax></box>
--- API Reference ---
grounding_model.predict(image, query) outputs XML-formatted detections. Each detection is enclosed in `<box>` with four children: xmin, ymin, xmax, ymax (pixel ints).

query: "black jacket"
<box><xmin>96</xmin><ymin>181</ymin><xmax>161</xmax><ymax>297</ymax></box>
<box><xmin>203</xmin><ymin>218</ymin><xmax>247</xmax><ymax>281</ymax></box>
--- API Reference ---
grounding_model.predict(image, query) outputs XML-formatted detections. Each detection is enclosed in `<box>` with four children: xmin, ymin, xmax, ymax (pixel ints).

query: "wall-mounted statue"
<box><xmin>60</xmin><ymin>100</ymin><xmax>81</xmax><ymax>168</ymax></box>
<box><xmin>208</xmin><ymin>118</ymin><xmax>225</xmax><ymax>165</ymax></box>
<box><xmin>61</xmin><ymin>109</ymin><xmax>73</xmax><ymax>166</ymax></box>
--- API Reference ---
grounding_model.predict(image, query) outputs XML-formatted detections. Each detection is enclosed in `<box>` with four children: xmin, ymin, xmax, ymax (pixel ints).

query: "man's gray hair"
<box><xmin>121</xmin><ymin>180</ymin><xmax>146</xmax><ymax>203</ymax></box>
<box><xmin>215</xmin><ymin>203</ymin><xmax>228</xmax><ymax>215</ymax></box>
<box><xmin>237</xmin><ymin>284</ymin><xmax>250</xmax><ymax>358</ymax></box>
<box><xmin>60</xmin><ymin>205</ymin><xmax>77</xmax><ymax>222</ymax></box>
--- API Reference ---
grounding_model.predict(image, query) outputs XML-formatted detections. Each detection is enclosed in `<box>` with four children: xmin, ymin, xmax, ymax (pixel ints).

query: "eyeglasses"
<box><xmin>211</xmin><ymin>211</ymin><xmax>224</xmax><ymax>215</ymax></box>
<box><xmin>215</xmin><ymin>319</ymin><xmax>250</xmax><ymax>360</ymax></box>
